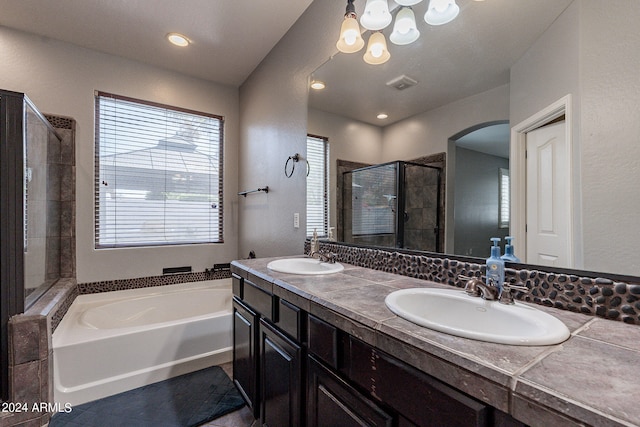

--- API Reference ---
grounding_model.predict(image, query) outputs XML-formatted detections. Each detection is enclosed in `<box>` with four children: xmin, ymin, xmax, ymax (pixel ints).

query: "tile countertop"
<box><xmin>231</xmin><ymin>257</ymin><xmax>640</xmax><ymax>427</ymax></box>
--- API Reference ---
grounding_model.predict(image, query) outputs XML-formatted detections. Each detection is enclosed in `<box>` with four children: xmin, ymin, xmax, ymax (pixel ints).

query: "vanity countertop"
<box><xmin>231</xmin><ymin>257</ymin><xmax>640</xmax><ymax>427</ymax></box>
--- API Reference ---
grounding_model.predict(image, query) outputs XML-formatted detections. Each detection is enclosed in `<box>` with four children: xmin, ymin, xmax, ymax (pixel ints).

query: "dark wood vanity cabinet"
<box><xmin>232</xmin><ymin>273</ymin><xmax>525</xmax><ymax>427</ymax></box>
<box><xmin>260</xmin><ymin>318</ymin><xmax>303</xmax><ymax>427</ymax></box>
<box><xmin>232</xmin><ymin>297</ymin><xmax>259</xmax><ymax>418</ymax></box>
<box><xmin>232</xmin><ymin>274</ymin><xmax>304</xmax><ymax>426</ymax></box>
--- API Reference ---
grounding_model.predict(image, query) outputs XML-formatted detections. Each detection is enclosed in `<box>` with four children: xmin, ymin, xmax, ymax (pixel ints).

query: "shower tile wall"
<box><xmin>404</xmin><ymin>164</ymin><xmax>439</xmax><ymax>251</ymax></box>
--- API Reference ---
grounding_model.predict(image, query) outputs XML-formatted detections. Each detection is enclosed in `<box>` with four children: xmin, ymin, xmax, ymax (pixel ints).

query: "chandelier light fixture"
<box><xmin>336</xmin><ymin>0</ymin><xmax>468</xmax><ymax>65</ymax></box>
<box><xmin>336</xmin><ymin>0</ymin><xmax>365</xmax><ymax>53</ymax></box>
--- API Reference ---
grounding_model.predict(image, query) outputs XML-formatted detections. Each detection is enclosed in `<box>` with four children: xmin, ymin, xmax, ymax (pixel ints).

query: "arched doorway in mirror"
<box><xmin>446</xmin><ymin>120</ymin><xmax>511</xmax><ymax>258</ymax></box>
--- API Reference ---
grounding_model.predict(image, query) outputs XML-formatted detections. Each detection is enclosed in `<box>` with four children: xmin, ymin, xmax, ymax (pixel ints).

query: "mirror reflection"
<box><xmin>307</xmin><ymin>0</ymin><xmax>640</xmax><ymax>277</ymax></box>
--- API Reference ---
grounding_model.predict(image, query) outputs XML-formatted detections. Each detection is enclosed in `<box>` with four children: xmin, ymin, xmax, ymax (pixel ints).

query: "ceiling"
<box><xmin>309</xmin><ymin>0</ymin><xmax>574</xmax><ymax>127</ymax></box>
<box><xmin>0</xmin><ymin>0</ymin><xmax>314</xmax><ymax>87</ymax></box>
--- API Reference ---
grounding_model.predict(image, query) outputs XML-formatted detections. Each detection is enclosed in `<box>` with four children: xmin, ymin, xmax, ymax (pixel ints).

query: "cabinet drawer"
<box><xmin>346</xmin><ymin>336</ymin><xmax>490</xmax><ymax>427</ymax></box>
<box><xmin>232</xmin><ymin>273</ymin><xmax>243</xmax><ymax>298</ymax></box>
<box><xmin>307</xmin><ymin>355</ymin><xmax>393</xmax><ymax>427</ymax></box>
<box><xmin>244</xmin><ymin>280</ymin><xmax>274</xmax><ymax>321</ymax></box>
<box><xmin>276</xmin><ymin>299</ymin><xmax>304</xmax><ymax>342</ymax></box>
<box><xmin>308</xmin><ymin>314</ymin><xmax>338</xmax><ymax>369</ymax></box>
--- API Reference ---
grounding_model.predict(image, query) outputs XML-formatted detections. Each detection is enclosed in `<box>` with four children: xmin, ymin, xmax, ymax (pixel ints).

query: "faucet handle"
<box><xmin>499</xmin><ymin>283</ymin><xmax>529</xmax><ymax>305</ymax></box>
<box><xmin>461</xmin><ymin>276</ymin><xmax>484</xmax><ymax>297</ymax></box>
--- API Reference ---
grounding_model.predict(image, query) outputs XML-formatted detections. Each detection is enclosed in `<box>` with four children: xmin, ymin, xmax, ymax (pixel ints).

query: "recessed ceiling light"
<box><xmin>310</xmin><ymin>80</ymin><xmax>326</xmax><ymax>90</ymax></box>
<box><xmin>377</xmin><ymin>113</ymin><xmax>389</xmax><ymax>120</ymax></box>
<box><xmin>166</xmin><ymin>33</ymin><xmax>190</xmax><ymax>47</ymax></box>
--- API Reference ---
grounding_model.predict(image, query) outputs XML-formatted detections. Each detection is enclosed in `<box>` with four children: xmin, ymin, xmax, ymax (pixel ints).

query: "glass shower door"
<box><xmin>344</xmin><ymin>162</ymin><xmax>398</xmax><ymax>247</ymax></box>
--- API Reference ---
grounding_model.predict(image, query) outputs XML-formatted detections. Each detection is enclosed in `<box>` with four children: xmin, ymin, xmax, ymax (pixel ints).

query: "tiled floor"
<box><xmin>198</xmin><ymin>363</ymin><xmax>257</xmax><ymax>427</ymax></box>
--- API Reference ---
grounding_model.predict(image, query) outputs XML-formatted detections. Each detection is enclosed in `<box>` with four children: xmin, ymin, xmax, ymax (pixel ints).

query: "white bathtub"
<box><xmin>52</xmin><ymin>279</ymin><xmax>233</xmax><ymax>406</ymax></box>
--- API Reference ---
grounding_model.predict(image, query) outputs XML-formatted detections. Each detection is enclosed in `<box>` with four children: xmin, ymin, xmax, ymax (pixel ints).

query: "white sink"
<box><xmin>385</xmin><ymin>288</ymin><xmax>570</xmax><ymax>346</ymax></box>
<box><xmin>267</xmin><ymin>258</ymin><xmax>344</xmax><ymax>275</ymax></box>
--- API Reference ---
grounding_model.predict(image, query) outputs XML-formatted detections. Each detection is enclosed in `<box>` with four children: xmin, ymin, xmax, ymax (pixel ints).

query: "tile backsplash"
<box><xmin>308</xmin><ymin>241</ymin><xmax>640</xmax><ymax>325</ymax></box>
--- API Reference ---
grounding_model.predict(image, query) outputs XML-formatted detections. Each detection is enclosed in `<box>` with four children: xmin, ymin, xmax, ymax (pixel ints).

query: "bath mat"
<box><xmin>49</xmin><ymin>365</ymin><xmax>245</xmax><ymax>427</ymax></box>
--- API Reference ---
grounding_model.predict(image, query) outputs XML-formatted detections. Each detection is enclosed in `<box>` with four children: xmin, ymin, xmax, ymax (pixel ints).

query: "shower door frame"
<box><xmin>0</xmin><ymin>90</ymin><xmax>27</xmax><ymax>401</ymax></box>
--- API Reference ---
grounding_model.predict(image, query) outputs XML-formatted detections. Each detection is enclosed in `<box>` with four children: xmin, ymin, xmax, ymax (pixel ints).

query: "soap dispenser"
<box><xmin>501</xmin><ymin>236</ymin><xmax>521</xmax><ymax>263</ymax></box>
<box><xmin>486</xmin><ymin>238</ymin><xmax>505</xmax><ymax>292</ymax></box>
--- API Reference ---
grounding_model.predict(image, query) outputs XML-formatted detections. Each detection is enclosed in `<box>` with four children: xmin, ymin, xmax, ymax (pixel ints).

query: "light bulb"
<box><xmin>396</xmin><ymin>16</ymin><xmax>412</xmax><ymax>34</ymax></box>
<box><xmin>344</xmin><ymin>29</ymin><xmax>358</xmax><ymax>45</ymax></box>
<box><xmin>360</xmin><ymin>0</ymin><xmax>392</xmax><ymax>30</ymax></box>
<box><xmin>390</xmin><ymin>7</ymin><xmax>420</xmax><ymax>45</ymax></box>
<box><xmin>434</xmin><ymin>0</ymin><xmax>448</xmax><ymax>12</ymax></box>
<box><xmin>424</xmin><ymin>0</ymin><xmax>459</xmax><ymax>26</ymax></box>
<box><xmin>371</xmin><ymin>43</ymin><xmax>384</xmax><ymax>58</ymax></box>
<box><xmin>363</xmin><ymin>31</ymin><xmax>390</xmax><ymax>65</ymax></box>
<box><xmin>336</xmin><ymin>15</ymin><xmax>365</xmax><ymax>53</ymax></box>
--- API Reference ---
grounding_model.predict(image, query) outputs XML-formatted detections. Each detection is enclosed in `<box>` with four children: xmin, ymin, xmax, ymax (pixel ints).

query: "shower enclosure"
<box><xmin>342</xmin><ymin>161</ymin><xmax>441</xmax><ymax>251</ymax></box>
<box><xmin>0</xmin><ymin>90</ymin><xmax>62</xmax><ymax>401</ymax></box>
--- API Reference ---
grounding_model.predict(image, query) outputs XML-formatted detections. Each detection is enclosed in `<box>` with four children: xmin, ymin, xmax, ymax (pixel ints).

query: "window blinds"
<box><xmin>94</xmin><ymin>92</ymin><xmax>224</xmax><ymax>248</ymax></box>
<box><xmin>499</xmin><ymin>168</ymin><xmax>510</xmax><ymax>229</ymax></box>
<box><xmin>306</xmin><ymin>135</ymin><xmax>329</xmax><ymax>237</ymax></box>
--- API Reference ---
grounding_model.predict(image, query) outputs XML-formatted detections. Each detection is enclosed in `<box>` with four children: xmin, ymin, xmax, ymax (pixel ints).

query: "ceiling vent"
<box><xmin>386</xmin><ymin>74</ymin><xmax>418</xmax><ymax>90</ymax></box>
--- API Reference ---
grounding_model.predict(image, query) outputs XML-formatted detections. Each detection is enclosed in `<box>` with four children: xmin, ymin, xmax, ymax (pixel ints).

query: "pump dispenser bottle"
<box><xmin>486</xmin><ymin>238</ymin><xmax>505</xmax><ymax>292</ymax></box>
<box><xmin>501</xmin><ymin>236</ymin><xmax>521</xmax><ymax>263</ymax></box>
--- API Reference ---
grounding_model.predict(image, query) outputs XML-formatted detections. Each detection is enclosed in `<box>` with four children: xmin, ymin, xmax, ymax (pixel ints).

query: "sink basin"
<box><xmin>267</xmin><ymin>258</ymin><xmax>344</xmax><ymax>275</ymax></box>
<box><xmin>385</xmin><ymin>288</ymin><xmax>570</xmax><ymax>346</ymax></box>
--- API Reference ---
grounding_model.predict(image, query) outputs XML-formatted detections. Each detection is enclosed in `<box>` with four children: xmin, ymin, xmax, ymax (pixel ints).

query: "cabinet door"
<box><xmin>307</xmin><ymin>356</ymin><xmax>393</xmax><ymax>427</ymax></box>
<box><xmin>260</xmin><ymin>318</ymin><xmax>302</xmax><ymax>427</ymax></box>
<box><xmin>233</xmin><ymin>297</ymin><xmax>259</xmax><ymax>419</ymax></box>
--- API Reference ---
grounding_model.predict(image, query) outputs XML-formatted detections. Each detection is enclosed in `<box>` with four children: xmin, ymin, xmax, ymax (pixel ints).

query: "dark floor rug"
<box><xmin>49</xmin><ymin>365</ymin><xmax>245</xmax><ymax>427</ymax></box>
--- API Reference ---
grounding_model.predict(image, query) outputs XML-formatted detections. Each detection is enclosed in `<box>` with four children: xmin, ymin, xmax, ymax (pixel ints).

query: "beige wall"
<box><xmin>579</xmin><ymin>0</ymin><xmax>640</xmax><ymax>274</ymax></box>
<box><xmin>238</xmin><ymin>0</ymin><xmax>344</xmax><ymax>258</ymax></box>
<box><xmin>0</xmin><ymin>26</ymin><xmax>240</xmax><ymax>282</ymax></box>
<box><xmin>381</xmin><ymin>84</ymin><xmax>510</xmax><ymax>162</ymax></box>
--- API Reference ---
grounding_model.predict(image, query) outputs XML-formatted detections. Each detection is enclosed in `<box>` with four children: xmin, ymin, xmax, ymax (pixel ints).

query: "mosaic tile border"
<box><xmin>310</xmin><ymin>241</ymin><xmax>640</xmax><ymax>325</ymax></box>
<box><xmin>77</xmin><ymin>270</ymin><xmax>232</xmax><ymax>294</ymax></box>
<box><xmin>44</xmin><ymin>114</ymin><xmax>75</xmax><ymax>130</ymax></box>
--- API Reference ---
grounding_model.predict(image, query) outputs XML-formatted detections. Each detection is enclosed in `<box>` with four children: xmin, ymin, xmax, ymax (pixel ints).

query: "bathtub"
<box><xmin>52</xmin><ymin>279</ymin><xmax>233</xmax><ymax>406</ymax></box>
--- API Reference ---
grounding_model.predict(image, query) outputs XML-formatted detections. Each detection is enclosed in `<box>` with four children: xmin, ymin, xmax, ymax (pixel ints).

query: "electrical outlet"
<box><xmin>293</xmin><ymin>212</ymin><xmax>300</xmax><ymax>228</ymax></box>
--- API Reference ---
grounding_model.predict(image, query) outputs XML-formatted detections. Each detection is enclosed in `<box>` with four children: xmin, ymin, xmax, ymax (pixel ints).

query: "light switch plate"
<box><xmin>294</xmin><ymin>212</ymin><xmax>300</xmax><ymax>228</ymax></box>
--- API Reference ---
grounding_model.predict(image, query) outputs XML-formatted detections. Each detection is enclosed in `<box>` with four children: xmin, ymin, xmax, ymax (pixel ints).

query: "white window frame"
<box><xmin>94</xmin><ymin>91</ymin><xmax>224</xmax><ymax>248</ymax></box>
<box><xmin>306</xmin><ymin>135</ymin><xmax>329</xmax><ymax>237</ymax></box>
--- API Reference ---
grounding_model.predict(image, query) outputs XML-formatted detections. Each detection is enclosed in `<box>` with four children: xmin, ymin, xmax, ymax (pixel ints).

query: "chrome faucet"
<box><xmin>310</xmin><ymin>251</ymin><xmax>337</xmax><ymax>263</ymax></box>
<box><xmin>308</xmin><ymin>228</ymin><xmax>337</xmax><ymax>263</ymax></box>
<box><xmin>459</xmin><ymin>276</ymin><xmax>529</xmax><ymax>304</ymax></box>
<box><xmin>462</xmin><ymin>276</ymin><xmax>499</xmax><ymax>300</ymax></box>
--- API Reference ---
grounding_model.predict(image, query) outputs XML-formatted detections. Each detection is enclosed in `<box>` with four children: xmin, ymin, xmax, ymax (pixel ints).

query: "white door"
<box><xmin>525</xmin><ymin>121</ymin><xmax>571</xmax><ymax>267</ymax></box>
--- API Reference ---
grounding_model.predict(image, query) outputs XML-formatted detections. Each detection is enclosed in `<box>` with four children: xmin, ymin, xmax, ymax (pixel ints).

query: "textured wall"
<box><xmin>579</xmin><ymin>0</ymin><xmax>640</xmax><ymax>274</ymax></box>
<box><xmin>510</xmin><ymin>0</ymin><xmax>640</xmax><ymax>276</ymax></box>
<box><xmin>238</xmin><ymin>0</ymin><xmax>345</xmax><ymax>258</ymax></box>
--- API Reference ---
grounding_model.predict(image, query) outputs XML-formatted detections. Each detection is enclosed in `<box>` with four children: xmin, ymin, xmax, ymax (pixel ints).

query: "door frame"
<box><xmin>510</xmin><ymin>94</ymin><xmax>574</xmax><ymax>267</ymax></box>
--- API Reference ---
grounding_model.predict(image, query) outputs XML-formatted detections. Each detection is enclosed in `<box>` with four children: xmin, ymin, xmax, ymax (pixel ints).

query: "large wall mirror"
<box><xmin>307</xmin><ymin>0</ymin><xmax>640</xmax><ymax>278</ymax></box>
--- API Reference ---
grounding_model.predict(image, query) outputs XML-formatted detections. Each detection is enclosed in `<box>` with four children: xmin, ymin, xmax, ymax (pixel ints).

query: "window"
<box><xmin>306</xmin><ymin>135</ymin><xmax>329</xmax><ymax>237</ymax></box>
<box><xmin>499</xmin><ymin>168</ymin><xmax>510</xmax><ymax>229</ymax></box>
<box><xmin>95</xmin><ymin>92</ymin><xmax>223</xmax><ymax>248</ymax></box>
